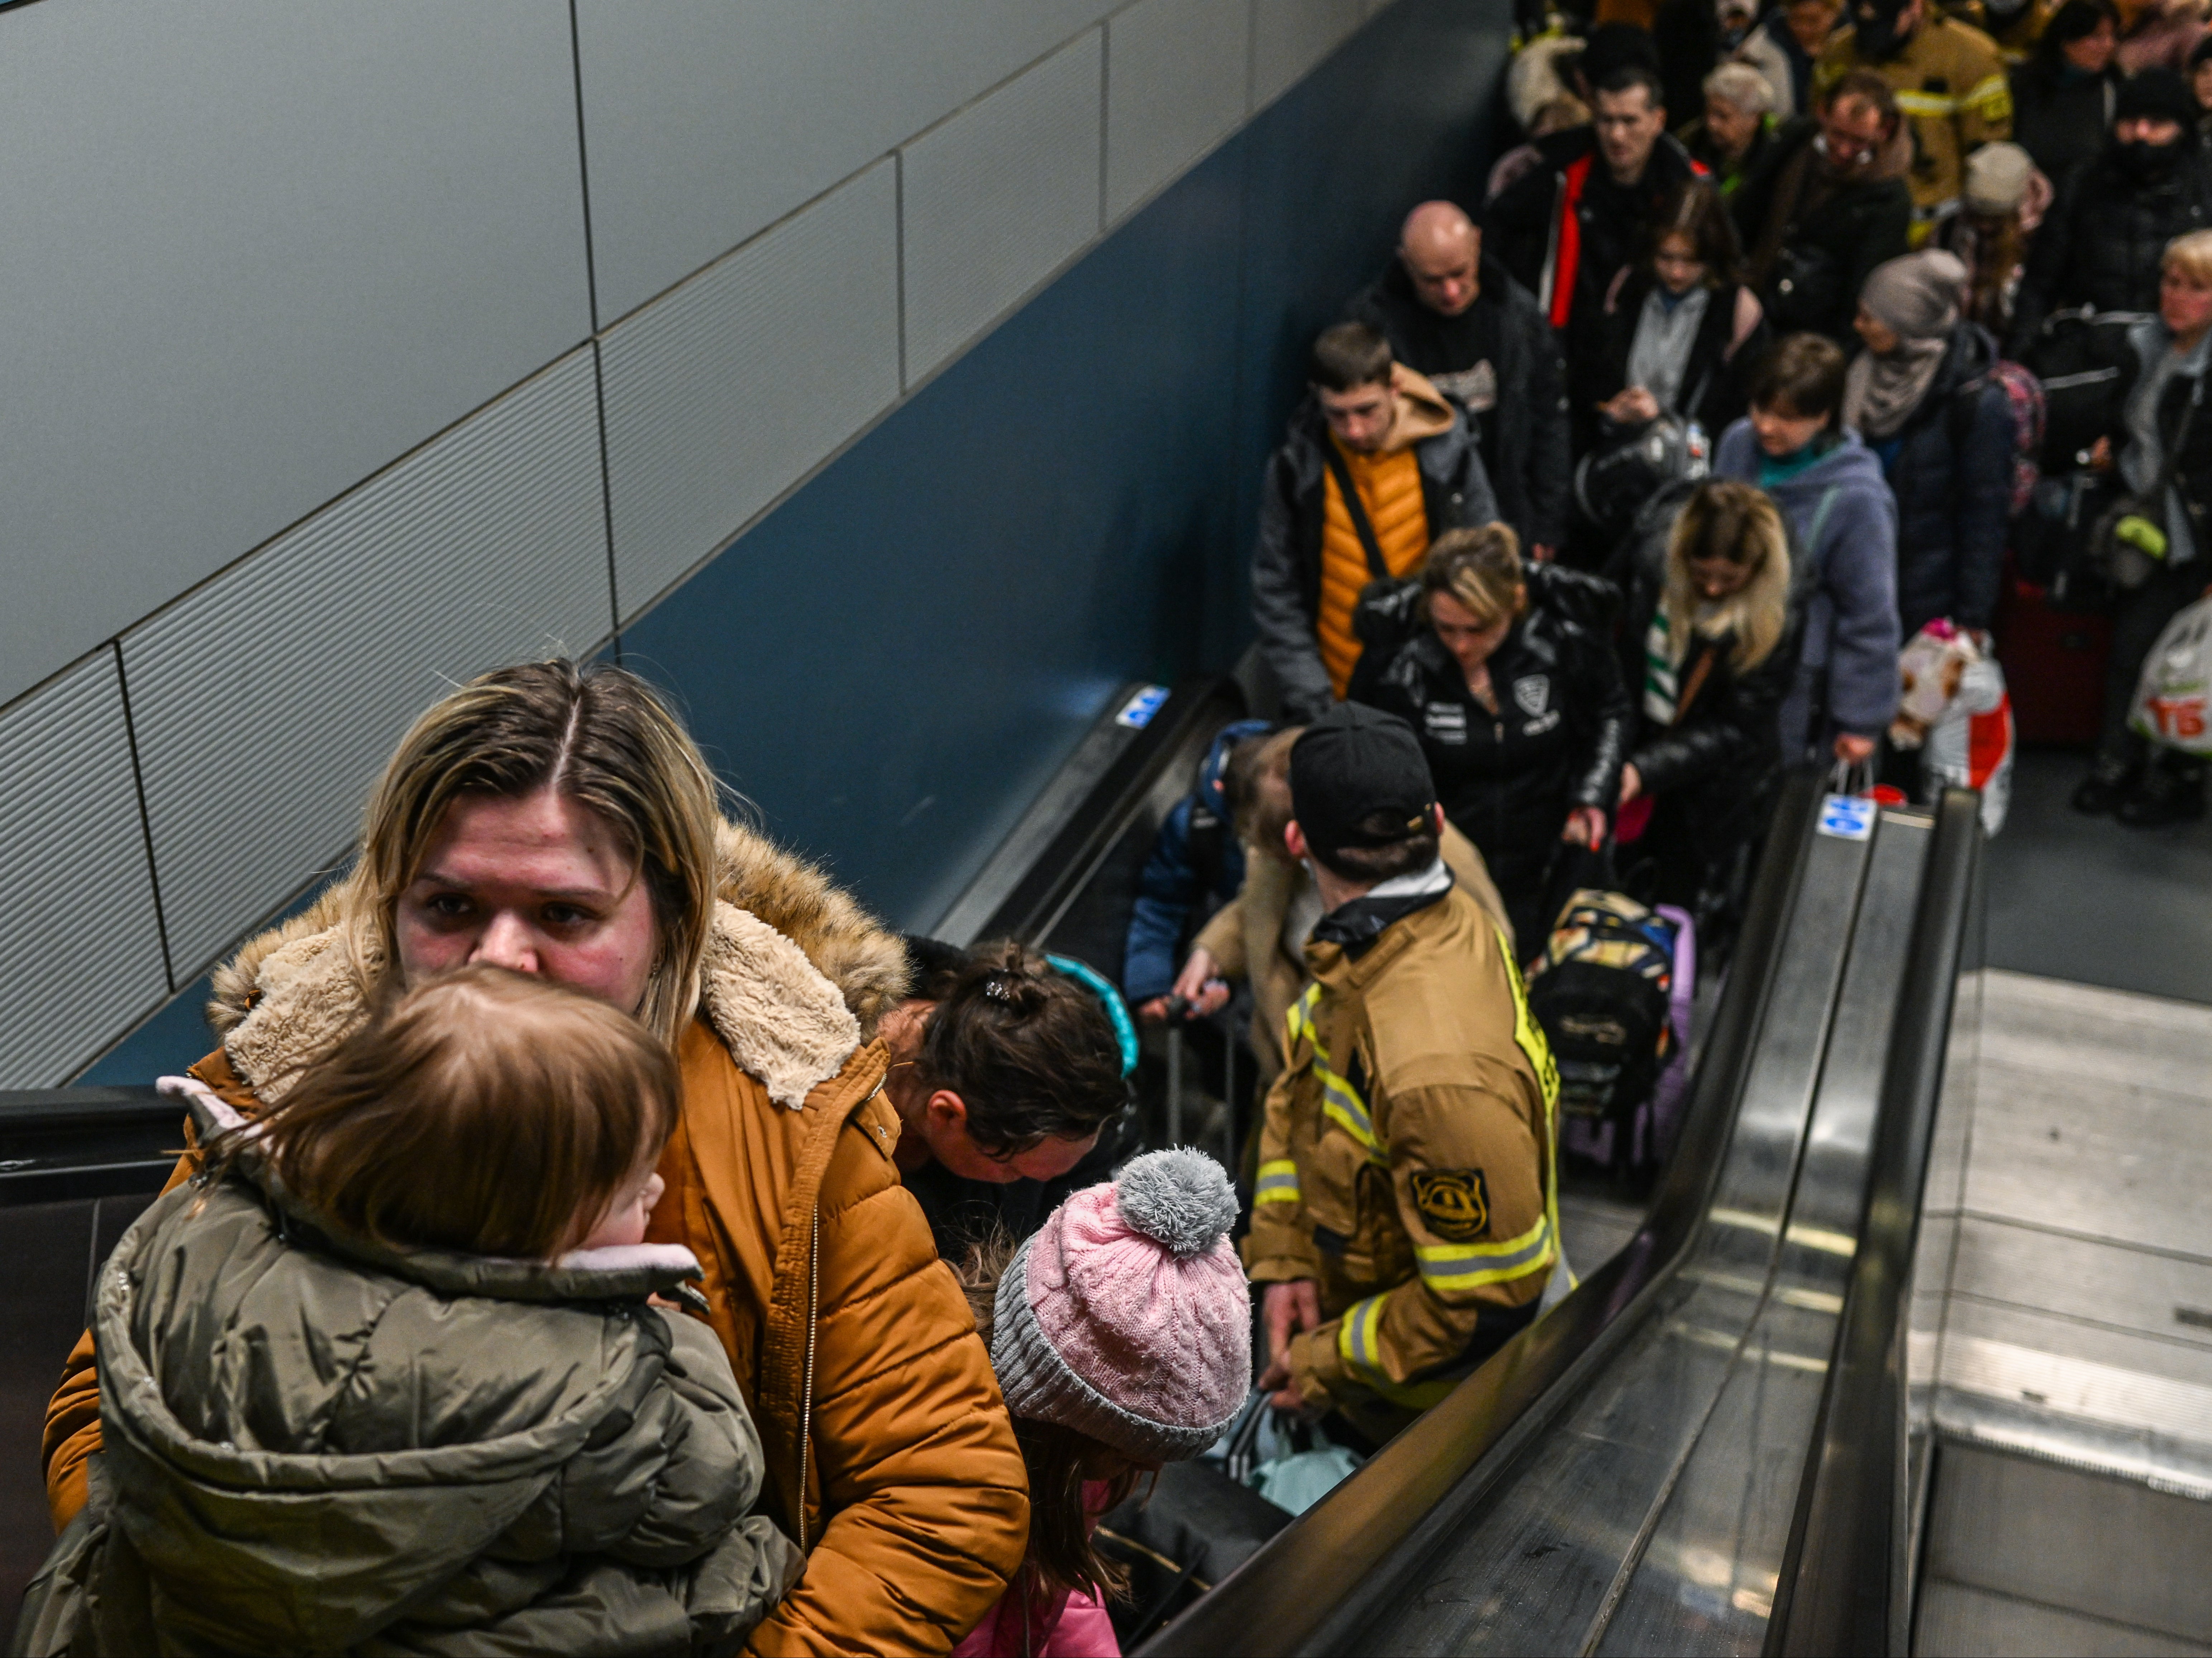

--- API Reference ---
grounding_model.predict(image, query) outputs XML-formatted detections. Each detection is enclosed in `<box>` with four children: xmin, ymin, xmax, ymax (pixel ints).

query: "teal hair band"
<box><xmin>1045</xmin><ymin>953</ymin><xmax>1140</xmax><ymax>1077</ymax></box>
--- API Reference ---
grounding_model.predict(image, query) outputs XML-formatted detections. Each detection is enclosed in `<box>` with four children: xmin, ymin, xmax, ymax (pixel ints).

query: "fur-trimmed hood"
<box><xmin>206</xmin><ymin>817</ymin><xmax>911</xmax><ymax>1112</ymax></box>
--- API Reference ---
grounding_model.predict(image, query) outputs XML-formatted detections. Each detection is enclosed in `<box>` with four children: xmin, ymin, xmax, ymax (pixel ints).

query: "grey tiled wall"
<box><xmin>0</xmin><ymin>656</ymin><xmax>168</xmax><ymax>1087</ymax></box>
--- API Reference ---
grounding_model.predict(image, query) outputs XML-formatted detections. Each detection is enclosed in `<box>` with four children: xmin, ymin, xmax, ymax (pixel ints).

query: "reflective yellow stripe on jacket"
<box><xmin>1416</xmin><ymin>1212</ymin><xmax>1556</xmax><ymax>1292</ymax></box>
<box><xmin>1497</xmin><ymin>924</ymin><xmax>1570</xmax><ymax>1296</ymax></box>
<box><xmin>1286</xmin><ymin>983</ymin><xmax>1386</xmax><ymax>1165</ymax></box>
<box><xmin>1336</xmin><ymin>1294</ymin><xmax>1458</xmax><ymax>1409</ymax></box>
<box><xmin>1892</xmin><ymin>73</ymin><xmax>2007</xmax><ymax>119</ymax></box>
<box><xmin>1497</xmin><ymin>926</ymin><xmax>1560</xmax><ymax>1113</ymax></box>
<box><xmin>1255</xmin><ymin>1159</ymin><xmax>1301</xmax><ymax>1205</ymax></box>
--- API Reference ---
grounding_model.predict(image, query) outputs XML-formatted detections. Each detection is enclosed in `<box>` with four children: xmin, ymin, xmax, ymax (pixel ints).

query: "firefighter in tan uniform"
<box><xmin>1246</xmin><ymin>705</ymin><xmax>1560</xmax><ymax>1445</ymax></box>
<box><xmin>1814</xmin><ymin>0</ymin><xmax>2012</xmax><ymax>238</ymax></box>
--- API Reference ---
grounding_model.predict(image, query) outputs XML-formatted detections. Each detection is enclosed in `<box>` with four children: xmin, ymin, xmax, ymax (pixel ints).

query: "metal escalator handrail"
<box><xmin>1138</xmin><ymin>770</ymin><xmax>1830</xmax><ymax>1658</ymax></box>
<box><xmin>1767</xmin><ymin>787</ymin><xmax>1982</xmax><ymax>1658</ymax></box>
<box><xmin>942</xmin><ymin>674</ymin><xmax>1243</xmax><ymax>949</ymax></box>
<box><xmin>0</xmin><ymin>1086</ymin><xmax>170</xmax><ymax>1130</ymax></box>
<box><xmin>0</xmin><ymin>1085</ymin><xmax>182</xmax><ymax>1206</ymax></box>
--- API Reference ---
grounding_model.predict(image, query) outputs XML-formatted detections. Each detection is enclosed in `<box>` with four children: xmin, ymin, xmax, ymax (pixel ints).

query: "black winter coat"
<box><xmin>1579</xmin><ymin>271</ymin><xmax>1769</xmax><ymax>443</ymax></box>
<box><xmin>1350</xmin><ymin>565</ymin><xmax>1630</xmax><ymax>932</ymax></box>
<box><xmin>1349</xmin><ymin>256</ymin><xmax>1573</xmax><ymax>551</ymax></box>
<box><xmin>1616</xmin><ymin>496</ymin><xmax>1808</xmax><ymax>955</ymax></box>
<box><xmin>1735</xmin><ymin>117</ymin><xmax>1914</xmax><ymax>345</ymax></box>
<box><xmin>2112</xmin><ymin>318</ymin><xmax>2212</xmax><ymax>563</ymax></box>
<box><xmin>2013</xmin><ymin>143</ymin><xmax>2212</xmax><ymax>349</ymax></box>
<box><xmin>2008</xmin><ymin>60</ymin><xmax>2119</xmax><ymax>189</ymax></box>
<box><xmin>1868</xmin><ymin>321</ymin><xmax>2015</xmax><ymax>635</ymax></box>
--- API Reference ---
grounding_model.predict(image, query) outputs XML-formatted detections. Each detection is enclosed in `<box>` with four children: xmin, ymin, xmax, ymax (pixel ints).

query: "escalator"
<box><xmin>1136</xmin><ymin>777</ymin><xmax>1985</xmax><ymax>1657</ymax></box>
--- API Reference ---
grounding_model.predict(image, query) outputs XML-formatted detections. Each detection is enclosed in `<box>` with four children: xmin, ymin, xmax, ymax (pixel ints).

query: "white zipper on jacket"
<box><xmin>797</xmin><ymin>1203</ymin><xmax>820</xmax><ymax>1553</ymax></box>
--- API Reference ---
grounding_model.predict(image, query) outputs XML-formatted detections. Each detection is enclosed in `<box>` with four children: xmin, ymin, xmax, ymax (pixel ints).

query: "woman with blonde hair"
<box><xmin>1352</xmin><ymin>522</ymin><xmax>1630</xmax><ymax>946</ymax></box>
<box><xmin>1616</xmin><ymin>480</ymin><xmax>1806</xmax><ymax>959</ymax></box>
<box><xmin>39</xmin><ymin>659</ymin><xmax>1030</xmax><ymax>1655</ymax></box>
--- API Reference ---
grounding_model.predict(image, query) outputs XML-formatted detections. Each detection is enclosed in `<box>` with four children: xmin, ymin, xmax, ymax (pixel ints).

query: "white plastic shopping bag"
<box><xmin>2130</xmin><ymin>594</ymin><xmax>2212</xmax><ymax>757</ymax></box>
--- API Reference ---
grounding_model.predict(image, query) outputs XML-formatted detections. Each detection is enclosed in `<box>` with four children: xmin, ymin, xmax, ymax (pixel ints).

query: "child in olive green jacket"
<box><xmin>13</xmin><ymin>966</ymin><xmax>798</xmax><ymax>1658</ymax></box>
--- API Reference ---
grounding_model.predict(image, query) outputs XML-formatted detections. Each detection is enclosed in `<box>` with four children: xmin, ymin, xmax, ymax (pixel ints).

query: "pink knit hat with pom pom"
<box><xmin>991</xmin><ymin>1148</ymin><xmax>1252</xmax><ymax>1460</ymax></box>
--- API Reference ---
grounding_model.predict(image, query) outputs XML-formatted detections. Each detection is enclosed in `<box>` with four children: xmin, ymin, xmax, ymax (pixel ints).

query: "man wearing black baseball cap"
<box><xmin>1244</xmin><ymin>704</ymin><xmax>1562</xmax><ymax>1446</ymax></box>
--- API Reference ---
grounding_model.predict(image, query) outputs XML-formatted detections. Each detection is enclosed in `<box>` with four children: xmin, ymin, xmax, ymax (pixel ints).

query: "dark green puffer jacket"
<box><xmin>12</xmin><ymin>1091</ymin><xmax>799</xmax><ymax>1658</ymax></box>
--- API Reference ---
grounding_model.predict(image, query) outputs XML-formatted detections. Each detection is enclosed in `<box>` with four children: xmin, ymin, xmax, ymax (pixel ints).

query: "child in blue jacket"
<box><xmin>1123</xmin><ymin>719</ymin><xmax>1271</xmax><ymax>1017</ymax></box>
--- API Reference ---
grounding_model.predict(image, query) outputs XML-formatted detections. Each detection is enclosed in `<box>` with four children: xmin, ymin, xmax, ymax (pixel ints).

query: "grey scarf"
<box><xmin>1842</xmin><ymin>250</ymin><xmax>1965</xmax><ymax>440</ymax></box>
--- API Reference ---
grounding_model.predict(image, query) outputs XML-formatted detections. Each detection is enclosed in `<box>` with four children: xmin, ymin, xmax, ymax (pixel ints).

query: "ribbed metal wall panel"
<box><xmin>901</xmin><ymin>30</ymin><xmax>1106</xmax><ymax>384</ymax></box>
<box><xmin>1105</xmin><ymin>0</ymin><xmax>1253</xmax><ymax>223</ymax></box>
<box><xmin>601</xmin><ymin>161</ymin><xmax>901</xmax><ymax>623</ymax></box>
<box><xmin>121</xmin><ymin>349</ymin><xmax>611</xmax><ymax>981</ymax></box>
<box><xmin>1252</xmin><ymin>0</ymin><xmax>1367</xmax><ymax>108</ymax></box>
<box><xmin>573</xmin><ymin>0</ymin><xmax>1118</xmax><ymax>324</ymax></box>
<box><xmin>0</xmin><ymin>654</ymin><xmax>169</xmax><ymax>1086</ymax></box>
<box><xmin>0</xmin><ymin>0</ymin><xmax>591</xmax><ymax>711</ymax></box>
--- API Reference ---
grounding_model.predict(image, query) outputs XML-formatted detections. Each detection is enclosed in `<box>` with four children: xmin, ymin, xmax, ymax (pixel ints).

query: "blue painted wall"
<box><xmin>81</xmin><ymin>0</ymin><xmax>1511</xmax><ymax>1083</ymax></box>
<box><xmin>624</xmin><ymin>0</ymin><xmax>1511</xmax><ymax>932</ymax></box>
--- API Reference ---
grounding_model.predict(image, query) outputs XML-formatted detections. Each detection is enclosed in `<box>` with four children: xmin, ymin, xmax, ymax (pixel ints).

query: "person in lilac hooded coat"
<box><xmin>1714</xmin><ymin>331</ymin><xmax>1902</xmax><ymax>763</ymax></box>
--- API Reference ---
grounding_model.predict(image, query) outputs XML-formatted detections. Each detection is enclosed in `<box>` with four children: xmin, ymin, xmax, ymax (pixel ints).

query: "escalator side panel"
<box><xmin>1596</xmin><ymin>813</ymin><xmax>1931</xmax><ymax>1654</ymax></box>
<box><xmin>1354</xmin><ymin>817</ymin><xmax>1877</xmax><ymax>1654</ymax></box>
<box><xmin>1365</xmin><ymin>1275</ymin><xmax>1763</xmax><ymax>1651</ymax></box>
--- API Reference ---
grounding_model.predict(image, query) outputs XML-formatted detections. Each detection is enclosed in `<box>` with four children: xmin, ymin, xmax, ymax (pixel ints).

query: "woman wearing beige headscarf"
<box><xmin>1846</xmin><ymin>249</ymin><xmax>2017</xmax><ymax>642</ymax></box>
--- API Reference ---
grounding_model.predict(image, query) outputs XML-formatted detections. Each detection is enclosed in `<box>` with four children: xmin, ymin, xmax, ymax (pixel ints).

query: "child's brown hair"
<box><xmin>955</xmin><ymin>1234</ymin><xmax>1148</xmax><ymax>1601</ymax></box>
<box><xmin>235</xmin><ymin>964</ymin><xmax>680</xmax><ymax>1259</ymax></box>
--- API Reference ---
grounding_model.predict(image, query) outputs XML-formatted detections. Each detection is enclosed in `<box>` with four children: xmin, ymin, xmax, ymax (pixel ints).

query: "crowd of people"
<box><xmin>1254</xmin><ymin>0</ymin><xmax>2212</xmax><ymax>947</ymax></box>
<box><xmin>20</xmin><ymin>5</ymin><xmax>2212</xmax><ymax>1654</ymax></box>
<box><xmin>20</xmin><ymin>654</ymin><xmax>1562</xmax><ymax>1658</ymax></box>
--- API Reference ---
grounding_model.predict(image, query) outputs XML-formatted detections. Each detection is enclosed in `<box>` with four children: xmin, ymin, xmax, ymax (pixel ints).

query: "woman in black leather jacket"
<box><xmin>1616</xmin><ymin>479</ymin><xmax>1806</xmax><ymax>962</ymax></box>
<box><xmin>1351</xmin><ymin>524</ymin><xmax>1630</xmax><ymax>947</ymax></box>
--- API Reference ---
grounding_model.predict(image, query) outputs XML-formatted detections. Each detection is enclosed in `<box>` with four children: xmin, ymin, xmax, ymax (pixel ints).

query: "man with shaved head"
<box><xmin>1351</xmin><ymin>202</ymin><xmax>1570</xmax><ymax>561</ymax></box>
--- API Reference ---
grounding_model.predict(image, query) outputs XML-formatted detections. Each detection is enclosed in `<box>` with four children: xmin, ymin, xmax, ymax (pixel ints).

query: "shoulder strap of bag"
<box><xmin>2135</xmin><ymin>366</ymin><xmax>2206</xmax><ymax>527</ymax></box>
<box><xmin>1320</xmin><ymin>438</ymin><xmax>1392</xmax><ymax>579</ymax></box>
<box><xmin>1673</xmin><ymin>641</ymin><xmax>1721</xmax><ymax>724</ymax></box>
<box><xmin>2162</xmin><ymin>374</ymin><xmax>2207</xmax><ymax>538</ymax></box>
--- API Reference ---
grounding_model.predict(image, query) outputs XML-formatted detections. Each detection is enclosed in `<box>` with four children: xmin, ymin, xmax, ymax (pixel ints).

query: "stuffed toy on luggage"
<box><xmin>1889</xmin><ymin>621</ymin><xmax>2015</xmax><ymax>835</ymax></box>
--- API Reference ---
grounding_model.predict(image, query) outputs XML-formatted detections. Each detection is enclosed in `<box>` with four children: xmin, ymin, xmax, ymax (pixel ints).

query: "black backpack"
<box><xmin>2020</xmin><ymin>306</ymin><xmax>2146</xmax><ymax>473</ymax></box>
<box><xmin>1527</xmin><ymin>890</ymin><xmax>1679</xmax><ymax>1127</ymax></box>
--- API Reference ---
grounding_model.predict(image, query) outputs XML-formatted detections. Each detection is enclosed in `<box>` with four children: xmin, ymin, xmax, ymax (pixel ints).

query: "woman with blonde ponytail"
<box><xmin>1616</xmin><ymin>481</ymin><xmax>1806</xmax><ymax>962</ymax></box>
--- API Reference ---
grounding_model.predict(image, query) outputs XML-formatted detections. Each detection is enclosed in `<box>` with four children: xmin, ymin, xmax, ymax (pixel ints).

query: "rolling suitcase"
<box><xmin>1995</xmin><ymin>574</ymin><xmax>2111</xmax><ymax>747</ymax></box>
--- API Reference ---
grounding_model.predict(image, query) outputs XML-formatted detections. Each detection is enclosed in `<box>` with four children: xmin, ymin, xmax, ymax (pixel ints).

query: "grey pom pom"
<box><xmin>1114</xmin><ymin>1148</ymin><xmax>1238</xmax><ymax>1258</ymax></box>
